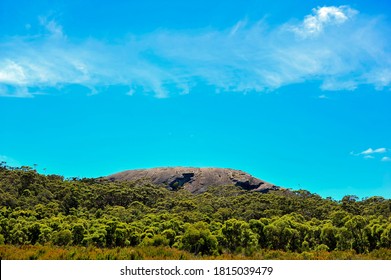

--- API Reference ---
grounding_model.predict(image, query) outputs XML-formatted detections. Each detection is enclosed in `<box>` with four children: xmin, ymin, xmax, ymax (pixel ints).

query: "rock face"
<box><xmin>105</xmin><ymin>167</ymin><xmax>279</xmax><ymax>194</ymax></box>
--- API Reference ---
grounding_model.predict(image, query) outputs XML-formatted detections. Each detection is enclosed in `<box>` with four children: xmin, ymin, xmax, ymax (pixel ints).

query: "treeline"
<box><xmin>0</xmin><ymin>163</ymin><xmax>390</xmax><ymax>257</ymax></box>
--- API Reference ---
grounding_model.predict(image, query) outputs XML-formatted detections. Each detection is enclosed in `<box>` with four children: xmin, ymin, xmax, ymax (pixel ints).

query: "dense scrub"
<box><xmin>0</xmin><ymin>163</ymin><xmax>390</xmax><ymax>259</ymax></box>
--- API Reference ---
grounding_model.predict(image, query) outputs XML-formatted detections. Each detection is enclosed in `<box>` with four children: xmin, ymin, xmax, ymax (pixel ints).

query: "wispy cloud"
<box><xmin>39</xmin><ymin>16</ymin><xmax>65</xmax><ymax>39</ymax></box>
<box><xmin>1</xmin><ymin>6</ymin><xmax>391</xmax><ymax>98</ymax></box>
<box><xmin>360</xmin><ymin>148</ymin><xmax>387</xmax><ymax>155</ymax></box>
<box><xmin>351</xmin><ymin>147</ymin><xmax>390</xmax><ymax>162</ymax></box>
<box><xmin>364</xmin><ymin>155</ymin><xmax>375</xmax><ymax>159</ymax></box>
<box><xmin>318</xmin><ymin>94</ymin><xmax>329</xmax><ymax>99</ymax></box>
<box><xmin>381</xmin><ymin>156</ymin><xmax>391</xmax><ymax>162</ymax></box>
<box><xmin>0</xmin><ymin>155</ymin><xmax>20</xmax><ymax>166</ymax></box>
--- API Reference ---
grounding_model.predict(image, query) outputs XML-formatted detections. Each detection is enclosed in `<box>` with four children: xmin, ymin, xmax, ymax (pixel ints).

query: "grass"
<box><xmin>1</xmin><ymin>245</ymin><xmax>391</xmax><ymax>260</ymax></box>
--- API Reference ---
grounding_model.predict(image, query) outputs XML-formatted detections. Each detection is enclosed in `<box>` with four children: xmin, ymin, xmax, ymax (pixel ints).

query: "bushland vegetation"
<box><xmin>0</xmin><ymin>163</ymin><xmax>390</xmax><ymax>259</ymax></box>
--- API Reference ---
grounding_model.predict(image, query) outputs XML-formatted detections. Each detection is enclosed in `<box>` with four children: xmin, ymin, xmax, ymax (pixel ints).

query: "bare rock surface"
<box><xmin>105</xmin><ymin>167</ymin><xmax>280</xmax><ymax>194</ymax></box>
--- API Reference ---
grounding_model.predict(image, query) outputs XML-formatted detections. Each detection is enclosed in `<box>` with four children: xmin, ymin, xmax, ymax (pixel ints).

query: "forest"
<box><xmin>0</xmin><ymin>162</ymin><xmax>390</xmax><ymax>260</ymax></box>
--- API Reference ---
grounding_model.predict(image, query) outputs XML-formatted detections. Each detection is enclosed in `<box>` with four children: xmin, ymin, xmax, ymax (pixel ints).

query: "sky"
<box><xmin>1</xmin><ymin>0</ymin><xmax>391</xmax><ymax>200</ymax></box>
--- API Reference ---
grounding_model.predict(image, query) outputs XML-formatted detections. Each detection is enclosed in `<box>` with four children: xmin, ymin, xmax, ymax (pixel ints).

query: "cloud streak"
<box><xmin>1</xmin><ymin>6</ymin><xmax>391</xmax><ymax>98</ymax></box>
<box><xmin>360</xmin><ymin>148</ymin><xmax>387</xmax><ymax>155</ymax></box>
<box><xmin>0</xmin><ymin>155</ymin><xmax>20</xmax><ymax>167</ymax></box>
<box><xmin>382</xmin><ymin>157</ymin><xmax>391</xmax><ymax>162</ymax></box>
<box><xmin>351</xmin><ymin>147</ymin><xmax>391</xmax><ymax>162</ymax></box>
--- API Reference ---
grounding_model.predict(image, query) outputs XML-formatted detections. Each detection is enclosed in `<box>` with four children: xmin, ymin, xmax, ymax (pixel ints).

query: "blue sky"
<box><xmin>1</xmin><ymin>0</ymin><xmax>391</xmax><ymax>199</ymax></box>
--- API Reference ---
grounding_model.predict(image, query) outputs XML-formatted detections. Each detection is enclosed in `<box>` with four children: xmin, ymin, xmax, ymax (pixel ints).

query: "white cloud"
<box><xmin>0</xmin><ymin>60</ymin><xmax>27</xmax><ymax>84</ymax></box>
<box><xmin>0</xmin><ymin>6</ymin><xmax>390</xmax><ymax>98</ymax></box>
<box><xmin>381</xmin><ymin>157</ymin><xmax>391</xmax><ymax>162</ymax></box>
<box><xmin>293</xmin><ymin>6</ymin><xmax>358</xmax><ymax>37</ymax></box>
<box><xmin>360</xmin><ymin>148</ymin><xmax>387</xmax><ymax>155</ymax></box>
<box><xmin>352</xmin><ymin>147</ymin><xmax>390</xmax><ymax>162</ymax></box>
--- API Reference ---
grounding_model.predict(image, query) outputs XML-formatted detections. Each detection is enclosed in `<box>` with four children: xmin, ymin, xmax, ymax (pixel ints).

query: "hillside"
<box><xmin>105</xmin><ymin>167</ymin><xmax>279</xmax><ymax>194</ymax></box>
<box><xmin>0</xmin><ymin>163</ymin><xmax>391</xmax><ymax>259</ymax></box>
